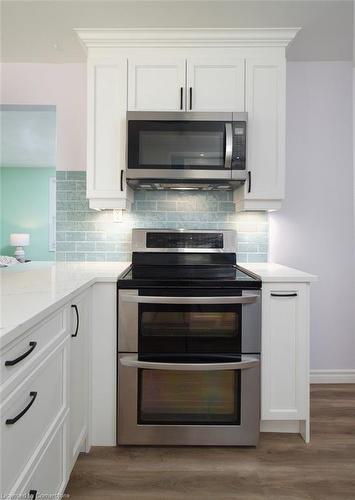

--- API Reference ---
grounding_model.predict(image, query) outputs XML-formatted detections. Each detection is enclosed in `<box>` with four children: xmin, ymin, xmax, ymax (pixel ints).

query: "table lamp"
<box><xmin>10</xmin><ymin>233</ymin><xmax>30</xmax><ymax>262</ymax></box>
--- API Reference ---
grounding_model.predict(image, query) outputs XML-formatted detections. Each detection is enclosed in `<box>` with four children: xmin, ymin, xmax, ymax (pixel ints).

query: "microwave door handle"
<box><xmin>224</xmin><ymin>123</ymin><xmax>233</xmax><ymax>169</ymax></box>
<box><xmin>120</xmin><ymin>355</ymin><xmax>259</xmax><ymax>371</ymax></box>
<box><xmin>120</xmin><ymin>294</ymin><xmax>258</xmax><ymax>304</ymax></box>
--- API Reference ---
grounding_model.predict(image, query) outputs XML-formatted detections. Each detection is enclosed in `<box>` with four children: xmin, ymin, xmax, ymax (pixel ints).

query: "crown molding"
<box><xmin>74</xmin><ymin>28</ymin><xmax>300</xmax><ymax>51</ymax></box>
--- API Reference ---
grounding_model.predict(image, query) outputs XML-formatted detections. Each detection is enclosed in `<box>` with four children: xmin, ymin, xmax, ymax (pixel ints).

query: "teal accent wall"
<box><xmin>56</xmin><ymin>171</ymin><xmax>269</xmax><ymax>263</ymax></box>
<box><xmin>1</xmin><ymin>167</ymin><xmax>56</xmax><ymax>260</ymax></box>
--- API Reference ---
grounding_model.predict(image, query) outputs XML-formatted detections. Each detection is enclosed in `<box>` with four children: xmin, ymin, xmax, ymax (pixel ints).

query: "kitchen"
<box><xmin>1</xmin><ymin>1</ymin><xmax>354</xmax><ymax>499</ymax></box>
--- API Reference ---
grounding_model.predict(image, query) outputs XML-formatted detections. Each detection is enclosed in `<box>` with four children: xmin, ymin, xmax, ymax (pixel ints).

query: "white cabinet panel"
<box><xmin>261</xmin><ymin>284</ymin><xmax>309</xmax><ymax>423</ymax></box>
<box><xmin>187</xmin><ymin>58</ymin><xmax>244</xmax><ymax>111</ymax></box>
<box><xmin>128</xmin><ymin>58</ymin><xmax>186</xmax><ymax>111</ymax></box>
<box><xmin>91</xmin><ymin>283</ymin><xmax>117</xmax><ymax>446</ymax></box>
<box><xmin>87</xmin><ymin>58</ymin><xmax>132</xmax><ymax>209</ymax></box>
<box><xmin>19</xmin><ymin>420</ymin><xmax>67</xmax><ymax>499</ymax></box>
<box><xmin>1</xmin><ymin>340</ymin><xmax>68</xmax><ymax>496</ymax></box>
<box><xmin>69</xmin><ymin>289</ymin><xmax>91</xmax><ymax>468</ymax></box>
<box><xmin>234</xmin><ymin>57</ymin><xmax>285</xmax><ymax>211</ymax></box>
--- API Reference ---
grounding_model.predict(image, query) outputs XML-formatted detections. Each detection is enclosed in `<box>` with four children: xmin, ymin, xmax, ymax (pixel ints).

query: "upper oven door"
<box><xmin>118</xmin><ymin>289</ymin><xmax>260</xmax><ymax>356</ymax></box>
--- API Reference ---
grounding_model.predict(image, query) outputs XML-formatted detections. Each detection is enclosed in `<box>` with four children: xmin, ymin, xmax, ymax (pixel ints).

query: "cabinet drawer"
<box><xmin>19</xmin><ymin>420</ymin><xmax>67</xmax><ymax>499</ymax></box>
<box><xmin>0</xmin><ymin>340</ymin><xmax>68</xmax><ymax>495</ymax></box>
<box><xmin>0</xmin><ymin>306</ymin><xmax>68</xmax><ymax>387</ymax></box>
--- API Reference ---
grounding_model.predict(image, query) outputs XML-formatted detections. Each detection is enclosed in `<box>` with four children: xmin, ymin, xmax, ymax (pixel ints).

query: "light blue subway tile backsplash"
<box><xmin>56</xmin><ymin>171</ymin><xmax>268</xmax><ymax>263</ymax></box>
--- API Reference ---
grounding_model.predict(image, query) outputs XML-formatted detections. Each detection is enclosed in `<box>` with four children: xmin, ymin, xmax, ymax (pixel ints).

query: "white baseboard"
<box><xmin>260</xmin><ymin>420</ymin><xmax>300</xmax><ymax>433</ymax></box>
<box><xmin>310</xmin><ymin>369</ymin><xmax>355</xmax><ymax>384</ymax></box>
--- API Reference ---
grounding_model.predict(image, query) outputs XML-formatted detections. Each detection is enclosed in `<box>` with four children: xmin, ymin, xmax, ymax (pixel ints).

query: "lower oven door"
<box><xmin>117</xmin><ymin>355</ymin><xmax>260</xmax><ymax>446</ymax></box>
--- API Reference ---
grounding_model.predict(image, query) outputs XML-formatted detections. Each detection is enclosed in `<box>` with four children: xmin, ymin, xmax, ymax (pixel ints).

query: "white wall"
<box><xmin>270</xmin><ymin>61</ymin><xmax>355</xmax><ymax>370</ymax></box>
<box><xmin>1</xmin><ymin>1</ymin><xmax>352</xmax><ymax>63</ymax></box>
<box><xmin>1</xmin><ymin>64</ymin><xmax>86</xmax><ymax>171</ymax></box>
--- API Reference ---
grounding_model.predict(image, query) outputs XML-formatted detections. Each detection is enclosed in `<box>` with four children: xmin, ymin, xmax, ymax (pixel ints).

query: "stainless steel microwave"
<box><xmin>126</xmin><ymin>111</ymin><xmax>247</xmax><ymax>191</ymax></box>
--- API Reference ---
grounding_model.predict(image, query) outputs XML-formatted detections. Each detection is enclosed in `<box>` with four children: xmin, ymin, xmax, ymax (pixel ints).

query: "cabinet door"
<box><xmin>234</xmin><ymin>57</ymin><xmax>285</xmax><ymax>211</ymax></box>
<box><xmin>87</xmin><ymin>57</ymin><xmax>132</xmax><ymax>210</ymax></box>
<box><xmin>69</xmin><ymin>289</ymin><xmax>91</xmax><ymax>469</ymax></box>
<box><xmin>261</xmin><ymin>284</ymin><xmax>309</xmax><ymax>422</ymax></box>
<box><xmin>187</xmin><ymin>58</ymin><xmax>244</xmax><ymax>111</ymax></box>
<box><xmin>19</xmin><ymin>420</ymin><xmax>67</xmax><ymax>500</ymax></box>
<box><xmin>128</xmin><ymin>58</ymin><xmax>186</xmax><ymax>111</ymax></box>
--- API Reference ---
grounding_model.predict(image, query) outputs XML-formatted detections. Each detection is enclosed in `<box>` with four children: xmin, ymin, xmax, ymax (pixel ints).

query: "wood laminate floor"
<box><xmin>66</xmin><ymin>385</ymin><xmax>355</xmax><ymax>500</ymax></box>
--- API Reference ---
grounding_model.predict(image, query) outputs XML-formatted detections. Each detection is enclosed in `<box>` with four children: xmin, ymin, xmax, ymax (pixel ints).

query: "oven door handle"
<box><xmin>120</xmin><ymin>294</ymin><xmax>258</xmax><ymax>305</ymax></box>
<box><xmin>120</xmin><ymin>355</ymin><xmax>259</xmax><ymax>371</ymax></box>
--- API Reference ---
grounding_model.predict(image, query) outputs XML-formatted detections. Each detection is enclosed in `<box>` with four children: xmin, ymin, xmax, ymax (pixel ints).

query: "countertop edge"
<box><xmin>239</xmin><ymin>263</ymin><xmax>318</xmax><ymax>283</ymax></box>
<box><xmin>0</xmin><ymin>265</ymin><xmax>130</xmax><ymax>349</ymax></box>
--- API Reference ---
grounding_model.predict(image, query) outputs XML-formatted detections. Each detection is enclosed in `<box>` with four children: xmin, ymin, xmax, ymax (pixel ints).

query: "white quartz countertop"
<box><xmin>0</xmin><ymin>260</ymin><xmax>316</xmax><ymax>349</ymax></box>
<box><xmin>0</xmin><ymin>261</ymin><xmax>130</xmax><ymax>347</ymax></box>
<box><xmin>240</xmin><ymin>263</ymin><xmax>317</xmax><ymax>283</ymax></box>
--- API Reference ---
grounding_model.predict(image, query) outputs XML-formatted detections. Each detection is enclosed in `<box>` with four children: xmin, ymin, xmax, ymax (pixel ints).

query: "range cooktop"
<box><xmin>118</xmin><ymin>265</ymin><xmax>261</xmax><ymax>289</ymax></box>
<box><xmin>117</xmin><ymin>229</ymin><xmax>261</xmax><ymax>289</ymax></box>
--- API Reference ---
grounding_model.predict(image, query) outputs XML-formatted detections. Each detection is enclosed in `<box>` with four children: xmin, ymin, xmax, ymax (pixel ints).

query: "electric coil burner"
<box><xmin>117</xmin><ymin>229</ymin><xmax>261</xmax><ymax>446</ymax></box>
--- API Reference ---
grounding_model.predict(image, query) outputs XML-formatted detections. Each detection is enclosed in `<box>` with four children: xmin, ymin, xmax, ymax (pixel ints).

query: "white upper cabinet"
<box><xmin>128</xmin><ymin>57</ymin><xmax>245</xmax><ymax>112</ymax></box>
<box><xmin>187</xmin><ymin>58</ymin><xmax>245</xmax><ymax>111</ymax></box>
<box><xmin>86</xmin><ymin>57</ymin><xmax>133</xmax><ymax>210</ymax></box>
<box><xmin>128</xmin><ymin>58</ymin><xmax>186</xmax><ymax>111</ymax></box>
<box><xmin>234</xmin><ymin>57</ymin><xmax>286</xmax><ymax>211</ymax></box>
<box><xmin>76</xmin><ymin>29</ymin><xmax>298</xmax><ymax>212</ymax></box>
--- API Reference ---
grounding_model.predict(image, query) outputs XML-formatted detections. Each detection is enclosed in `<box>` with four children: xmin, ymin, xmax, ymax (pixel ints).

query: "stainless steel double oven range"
<box><xmin>117</xmin><ymin>229</ymin><xmax>261</xmax><ymax>446</ymax></box>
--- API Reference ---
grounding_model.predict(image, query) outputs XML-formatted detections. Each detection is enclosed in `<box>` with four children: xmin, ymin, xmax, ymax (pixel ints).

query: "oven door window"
<box><xmin>128</xmin><ymin>121</ymin><xmax>226</xmax><ymax>170</ymax></box>
<box><xmin>139</xmin><ymin>304</ymin><xmax>241</xmax><ymax>355</ymax></box>
<box><xmin>138</xmin><ymin>369</ymin><xmax>241</xmax><ymax>425</ymax></box>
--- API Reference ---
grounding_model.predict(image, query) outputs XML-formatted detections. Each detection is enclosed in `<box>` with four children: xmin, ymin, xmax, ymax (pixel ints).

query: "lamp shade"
<box><xmin>10</xmin><ymin>233</ymin><xmax>30</xmax><ymax>247</ymax></box>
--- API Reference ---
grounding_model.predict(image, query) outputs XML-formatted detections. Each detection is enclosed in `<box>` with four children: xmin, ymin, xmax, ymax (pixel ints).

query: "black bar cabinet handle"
<box><xmin>6</xmin><ymin>391</ymin><xmax>37</xmax><ymax>425</ymax></box>
<box><xmin>248</xmin><ymin>171</ymin><xmax>251</xmax><ymax>193</ymax></box>
<box><xmin>189</xmin><ymin>87</ymin><xmax>192</xmax><ymax>110</ymax></box>
<box><xmin>71</xmin><ymin>304</ymin><xmax>79</xmax><ymax>337</ymax></box>
<box><xmin>271</xmin><ymin>293</ymin><xmax>298</xmax><ymax>297</ymax></box>
<box><xmin>5</xmin><ymin>341</ymin><xmax>37</xmax><ymax>366</ymax></box>
<box><xmin>29</xmin><ymin>490</ymin><xmax>37</xmax><ymax>499</ymax></box>
<box><xmin>180</xmin><ymin>87</ymin><xmax>183</xmax><ymax>110</ymax></box>
<box><xmin>120</xmin><ymin>169</ymin><xmax>124</xmax><ymax>192</ymax></box>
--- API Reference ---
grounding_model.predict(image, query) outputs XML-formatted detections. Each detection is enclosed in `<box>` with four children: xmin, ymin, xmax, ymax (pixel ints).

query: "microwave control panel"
<box><xmin>232</xmin><ymin>121</ymin><xmax>246</xmax><ymax>170</ymax></box>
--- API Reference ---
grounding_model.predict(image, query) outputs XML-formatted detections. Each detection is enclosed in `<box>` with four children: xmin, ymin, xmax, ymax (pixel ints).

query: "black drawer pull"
<box><xmin>120</xmin><ymin>169</ymin><xmax>124</xmax><ymax>192</ymax></box>
<box><xmin>189</xmin><ymin>87</ymin><xmax>192</xmax><ymax>110</ymax></box>
<box><xmin>271</xmin><ymin>293</ymin><xmax>298</xmax><ymax>297</ymax></box>
<box><xmin>29</xmin><ymin>490</ymin><xmax>37</xmax><ymax>499</ymax></box>
<box><xmin>180</xmin><ymin>87</ymin><xmax>183</xmax><ymax>110</ymax></box>
<box><xmin>71</xmin><ymin>304</ymin><xmax>79</xmax><ymax>337</ymax></box>
<box><xmin>6</xmin><ymin>391</ymin><xmax>37</xmax><ymax>425</ymax></box>
<box><xmin>72</xmin><ymin>304</ymin><xmax>79</xmax><ymax>337</ymax></box>
<box><xmin>5</xmin><ymin>341</ymin><xmax>37</xmax><ymax>366</ymax></box>
<box><xmin>248</xmin><ymin>171</ymin><xmax>251</xmax><ymax>193</ymax></box>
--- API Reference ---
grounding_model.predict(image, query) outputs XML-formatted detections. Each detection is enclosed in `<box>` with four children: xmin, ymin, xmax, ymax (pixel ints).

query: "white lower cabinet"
<box><xmin>19</xmin><ymin>418</ymin><xmax>68</xmax><ymax>499</ymax></box>
<box><xmin>1</xmin><ymin>336</ymin><xmax>69</xmax><ymax>496</ymax></box>
<box><xmin>1</xmin><ymin>288</ymin><xmax>92</xmax><ymax>498</ymax></box>
<box><xmin>69</xmin><ymin>289</ymin><xmax>91</xmax><ymax>468</ymax></box>
<box><xmin>261</xmin><ymin>283</ymin><xmax>310</xmax><ymax>441</ymax></box>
